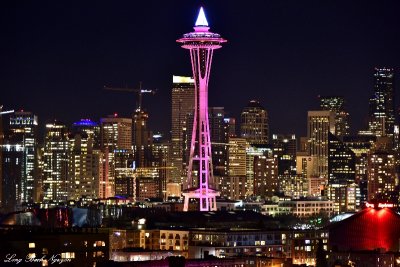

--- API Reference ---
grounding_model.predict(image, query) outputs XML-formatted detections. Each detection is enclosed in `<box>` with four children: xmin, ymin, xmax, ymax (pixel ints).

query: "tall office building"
<box><xmin>217</xmin><ymin>137</ymin><xmax>247</xmax><ymax>199</ymax></box>
<box><xmin>246</xmin><ymin>145</ymin><xmax>272</xmax><ymax>197</ymax></box>
<box><xmin>133</xmin><ymin>109</ymin><xmax>153</xmax><ymax>168</ymax></box>
<box><xmin>42</xmin><ymin>121</ymin><xmax>69</xmax><ymax>202</ymax></box>
<box><xmin>327</xmin><ymin>133</ymin><xmax>357</xmax><ymax>212</ymax></box>
<box><xmin>101</xmin><ymin>116</ymin><xmax>132</xmax><ymax>150</ymax></box>
<box><xmin>152</xmin><ymin>134</ymin><xmax>171</xmax><ymax>200</ymax></box>
<box><xmin>101</xmin><ymin>115</ymin><xmax>132</xmax><ymax>197</ymax></box>
<box><xmin>343</xmin><ymin>135</ymin><xmax>376</xmax><ymax>206</ymax></box>
<box><xmin>170</xmin><ymin>75</ymin><xmax>195</xmax><ymax>186</ymax></box>
<box><xmin>319</xmin><ymin>96</ymin><xmax>350</xmax><ymax>139</ymax></box>
<box><xmin>328</xmin><ymin>133</ymin><xmax>356</xmax><ymax>185</ymax></box>
<box><xmin>253</xmin><ymin>155</ymin><xmax>278</xmax><ymax>198</ymax></box>
<box><xmin>224</xmin><ymin>117</ymin><xmax>236</xmax><ymax>138</ymax></box>
<box><xmin>368</xmin><ymin>67</ymin><xmax>395</xmax><ymax>136</ymax></box>
<box><xmin>9</xmin><ymin>112</ymin><xmax>38</xmax><ymax>204</ymax></box>
<box><xmin>68</xmin><ymin>131</ymin><xmax>102</xmax><ymax>200</ymax></box>
<box><xmin>240</xmin><ymin>100</ymin><xmax>269</xmax><ymax>144</ymax></box>
<box><xmin>1</xmin><ymin>132</ymin><xmax>23</xmax><ymax>212</ymax></box>
<box><xmin>271</xmin><ymin>134</ymin><xmax>297</xmax><ymax>196</ymax></box>
<box><xmin>271</xmin><ymin>134</ymin><xmax>297</xmax><ymax>175</ymax></box>
<box><xmin>307</xmin><ymin>111</ymin><xmax>335</xmax><ymax>178</ymax></box>
<box><xmin>72</xmin><ymin>119</ymin><xmax>101</xmax><ymax>149</ymax></box>
<box><xmin>367</xmin><ymin>151</ymin><xmax>397</xmax><ymax>202</ymax></box>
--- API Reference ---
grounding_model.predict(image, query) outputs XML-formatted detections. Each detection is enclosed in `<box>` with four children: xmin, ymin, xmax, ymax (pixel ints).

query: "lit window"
<box><xmin>27</xmin><ymin>253</ymin><xmax>36</xmax><ymax>259</ymax></box>
<box><xmin>61</xmin><ymin>252</ymin><xmax>75</xmax><ymax>259</ymax></box>
<box><xmin>29</xmin><ymin>243</ymin><xmax>35</xmax><ymax>248</ymax></box>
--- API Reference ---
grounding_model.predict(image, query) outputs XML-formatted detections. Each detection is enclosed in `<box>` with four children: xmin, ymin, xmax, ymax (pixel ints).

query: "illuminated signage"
<box><xmin>377</xmin><ymin>203</ymin><xmax>394</xmax><ymax>208</ymax></box>
<box><xmin>365</xmin><ymin>202</ymin><xmax>374</xmax><ymax>208</ymax></box>
<box><xmin>365</xmin><ymin>202</ymin><xmax>394</xmax><ymax>209</ymax></box>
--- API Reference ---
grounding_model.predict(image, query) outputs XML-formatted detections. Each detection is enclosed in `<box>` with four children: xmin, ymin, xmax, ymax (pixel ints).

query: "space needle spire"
<box><xmin>177</xmin><ymin>7</ymin><xmax>227</xmax><ymax>211</ymax></box>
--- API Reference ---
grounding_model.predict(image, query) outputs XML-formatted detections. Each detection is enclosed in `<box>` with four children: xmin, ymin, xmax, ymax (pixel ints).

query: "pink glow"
<box><xmin>178</xmin><ymin>7</ymin><xmax>226</xmax><ymax>211</ymax></box>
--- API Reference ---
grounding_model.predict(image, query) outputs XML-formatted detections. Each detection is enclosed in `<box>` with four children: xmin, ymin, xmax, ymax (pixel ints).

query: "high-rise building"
<box><xmin>271</xmin><ymin>134</ymin><xmax>297</xmax><ymax>197</ymax></box>
<box><xmin>368</xmin><ymin>67</ymin><xmax>395</xmax><ymax>136</ymax></box>
<box><xmin>271</xmin><ymin>134</ymin><xmax>296</xmax><ymax>174</ymax></box>
<box><xmin>319</xmin><ymin>96</ymin><xmax>350</xmax><ymax>139</ymax></box>
<box><xmin>68</xmin><ymin>131</ymin><xmax>102</xmax><ymax>200</ymax></box>
<box><xmin>4</xmin><ymin>111</ymin><xmax>38</xmax><ymax>207</ymax></box>
<box><xmin>367</xmin><ymin>151</ymin><xmax>397</xmax><ymax>202</ymax></box>
<box><xmin>327</xmin><ymin>133</ymin><xmax>357</xmax><ymax>212</ymax></box>
<box><xmin>307</xmin><ymin>111</ymin><xmax>335</xmax><ymax>178</ymax></box>
<box><xmin>133</xmin><ymin>109</ymin><xmax>153</xmax><ymax>168</ymax></box>
<box><xmin>224</xmin><ymin>117</ymin><xmax>236</xmax><ymax>138</ymax></box>
<box><xmin>101</xmin><ymin>116</ymin><xmax>132</xmax><ymax>151</ymax></box>
<box><xmin>253</xmin><ymin>155</ymin><xmax>278</xmax><ymax>198</ymax></box>
<box><xmin>328</xmin><ymin>133</ymin><xmax>356</xmax><ymax>185</ymax></box>
<box><xmin>343</xmin><ymin>135</ymin><xmax>376</xmax><ymax>205</ymax></box>
<box><xmin>114</xmin><ymin>149</ymin><xmax>135</xmax><ymax>198</ymax></box>
<box><xmin>170</xmin><ymin>75</ymin><xmax>195</xmax><ymax>187</ymax></box>
<box><xmin>152</xmin><ymin>134</ymin><xmax>171</xmax><ymax>200</ymax></box>
<box><xmin>228</xmin><ymin>138</ymin><xmax>247</xmax><ymax>177</ymax></box>
<box><xmin>177</xmin><ymin>7</ymin><xmax>226</xmax><ymax>211</ymax></box>
<box><xmin>101</xmin><ymin>115</ymin><xmax>132</xmax><ymax>197</ymax></box>
<box><xmin>72</xmin><ymin>119</ymin><xmax>101</xmax><ymax>149</ymax></box>
<box><xmin>240</xmin><ymin>100</ymin><xmax>269</xmax><ymax>144</ymax></box>
<box><xmin>42</xmin><ymin>121</ymin><xmax>69</xmax><ymax>202</ymax></box>
<box><xmin>216</xmin><ymin>137</ymin><xmax>247</xmax><ymax>200</ymax></box>
<box><xmin>245</xmin><ymin>145</ymin><xmax>272</xmax><ymax>197</ymax></box>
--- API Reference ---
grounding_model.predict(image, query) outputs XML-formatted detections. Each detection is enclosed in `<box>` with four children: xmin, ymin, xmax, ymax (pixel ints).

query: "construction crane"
<box><xmin>0</xmin><ymin>105</ymin><xmax>14</xmax><ymax>116</ymax></box>
<box><xmin>103</xmin><ymin>82</ymin><xmax>156</xmax><ymax>111</ymax></box>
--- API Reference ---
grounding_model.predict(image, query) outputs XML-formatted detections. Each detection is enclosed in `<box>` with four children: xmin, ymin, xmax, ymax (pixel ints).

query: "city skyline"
<box><xmin>2</xmin><ymin>1</ymin><xmax>400</xmax><ymax>137</ymax></box>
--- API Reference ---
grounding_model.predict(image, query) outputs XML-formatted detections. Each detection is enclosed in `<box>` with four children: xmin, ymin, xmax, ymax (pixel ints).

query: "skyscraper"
<box><xmin>133</xmin><ymin>108</ymin><xmax>153</xmax><ymax>168</ymax></box>
<box><xmin>253</xmin><ymin>155</ymin><xmax>278</xmax><ymax>198</ymax></box>
<box><xmin>368</xmin><ymin>67</ymin><xmax>395</xmax><ymax>136</ymax></box>
<box><xmin>327</xmin><ymin>132</ymin><xmax>357</xmax><ymax>212</ymax></box>
<box><xmin>101</xmin><ymin>115</ymin><xmax>132</xmax><ymax>197</ymax></box>
<box><xmin>319</xmin><ymin>96</ymin><xmax>350</xmax><ymax>139</ymax></box>
<box><xmin>68</xmin><ymin>131</ymin><xmax>102</xmax><ymax>200</ymax></box>
<box><xmin>101</xmin><ymin>116</ymin><xmax>132</xmax><ymax>151</ymax></box>
<box><xmin>72</xmin><ymin>119</ymin><xmax>101</xmax><ymax>149</ymax></box>
<box><xmin>217</xmin><ymin>137</ymin><xmax>247</xmax><ymax>199</ymax></box>
<box><xmin>9</xmin><ymin>111</ymin><xmax>38</xmax><ymax>204</ymax></box>
<box><xmin>240</xmin><ymin>100</ymin><xmax>269</xmax><ymax>144</ymax></box>
<box><xmin>367</xmin><ymin>151</ymin><xmax>397</xmax><ymax>203</ymax></box>
<box><xmin>170</xmin><ymin>75</ymin><xmax>195</xmax><ymax>187</ymax></box>
<box><xmin>307</xmin><ymin>111</ymin><xmax>335</xmax><ymax>178</ymax></box>
<box><xmin>177</xmin><ymin>7</ymin><xmax>226</xmax><ymax>211</ymax></box>
<box><xmin>42</xmin><ymin>121</ymin><xmax>69</xmax><ymax>202</ymax></box>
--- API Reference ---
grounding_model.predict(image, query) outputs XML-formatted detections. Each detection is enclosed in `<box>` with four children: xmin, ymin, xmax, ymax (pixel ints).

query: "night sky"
<box><xmin>2</xmin><ymin>1</ymin><xmax>400</xmax><ymax>139</ymax></box>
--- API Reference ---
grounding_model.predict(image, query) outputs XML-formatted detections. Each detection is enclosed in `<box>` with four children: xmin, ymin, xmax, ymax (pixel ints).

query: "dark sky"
<box><xmin>2</xmin><ymin>1</ymin><xmax>400</xmax><ymax>138</ymax></box>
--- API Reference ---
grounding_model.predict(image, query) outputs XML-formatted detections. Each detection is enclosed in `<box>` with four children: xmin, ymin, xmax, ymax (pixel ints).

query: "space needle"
<box><xmin>177</xmin><ymin>7</ymin><xmax>227</xmax><ymax>211</ymax></box>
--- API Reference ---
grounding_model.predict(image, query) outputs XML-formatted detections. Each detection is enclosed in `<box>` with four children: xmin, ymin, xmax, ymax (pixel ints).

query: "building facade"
<box><xmin>240</xmin><ymin>100</ymin><xmax>269</xmax><ymax>145</ymax></box>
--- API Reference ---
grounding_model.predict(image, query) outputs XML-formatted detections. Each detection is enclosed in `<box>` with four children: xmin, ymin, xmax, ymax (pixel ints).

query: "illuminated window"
<box><xmin>61</xmin><ymin>252</ymin><xmax>75</xmax><ymax>259</ymax></box>
<box><xmin>27</xmin><ymin>253</ymin><xmax>36</xmax><ymax>259</ymax></box>
<box><xmin>29</xmin><ymin>243</ymin><xmax>35</xmax><ymax>248</ymax></box>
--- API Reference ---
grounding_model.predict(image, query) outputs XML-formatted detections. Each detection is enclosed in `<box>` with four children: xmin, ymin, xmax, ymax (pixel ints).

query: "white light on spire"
<box><xmin>195</xmin><ymin>7</ymin><xmax>208</xmax><ymax>26</ymax></box>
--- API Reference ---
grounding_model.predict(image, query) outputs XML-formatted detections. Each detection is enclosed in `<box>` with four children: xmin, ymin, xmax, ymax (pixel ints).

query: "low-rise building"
<box><xmin>262</xmin><ymin>197</ymin><xmax>335</xmax><ymax>217</ymax></box>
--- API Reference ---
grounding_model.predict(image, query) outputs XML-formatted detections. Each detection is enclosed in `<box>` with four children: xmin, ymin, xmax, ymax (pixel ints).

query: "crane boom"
<box><xmin>0</xmin><ymin>110</ymin><xmax>14</xmax><ymax>115</ymax></box>
<box><xmin>103</xmin><ymin>82</ymin><xmax>156</xmax><ymax>111</ymax></box>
